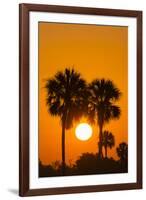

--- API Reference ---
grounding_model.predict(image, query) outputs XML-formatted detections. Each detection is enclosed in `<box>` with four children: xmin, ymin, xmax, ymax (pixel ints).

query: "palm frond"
<box><xmin>45</xmin><ymin>67</ymin><xmax>88</xmax><ymax>129</ymax></box>
<box><xmin>102</xmin><ymin>130</ymin><xmax>115</xmax><ymax>148</ymax></box>
<box><xmin>88</xmin><ymin>79</ymin><xmax>121</xmax><ymax>126</ymax></box>
<box><xmin>116</xmin><ymin>142</ymin><xmax>128</xmax><ymax>160</ymax></box>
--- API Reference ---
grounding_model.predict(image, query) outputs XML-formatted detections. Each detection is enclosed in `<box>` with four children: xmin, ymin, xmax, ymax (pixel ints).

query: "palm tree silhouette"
<box><xmin>102</xmin><ymin>130</ymin><xmax>115</xmax><ymax>158</ymax></box>
<box><xmin>116</xmin><ymin>142</ymin><xmax>128</xmax><ymax>162</ymax></box>
<box><xmin>88</xmin><ymin>79</ymin><xmax>121</xmax><ymax>159</ymax></box>
<box><xmin>45</xmin><ymin>68</ymin><xmax>87</xmax><ymax>175</ymax></box>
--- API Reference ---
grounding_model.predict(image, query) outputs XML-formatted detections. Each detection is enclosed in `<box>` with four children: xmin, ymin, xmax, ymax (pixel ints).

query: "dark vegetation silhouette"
<box><xmin>45</xmin><ymin>68</ymin><xmax>88</xmax><ymax>175</ymax></box>
<box><xmin>43</xmin><ymin>67</ymin><xmax>127</xmax><ymax>177</ymax></box>
<box><xmin>88</xmin><ymin>79</ymin><xmax>121</xmax><ymax>159</ymax></box>
<box><xmin>102</xmin><ymin>130</ymin><xmax>115</xmax><ymax>158</ymax></box>
<box><xmin>116</xmin><ymin>142</ymin><xmax>128</xmax><ymax>170</ymax></box>
<box><xmin>39</xmin><ymin>145</ymin><xmax>128</xmax><ymax>177</ymax></box>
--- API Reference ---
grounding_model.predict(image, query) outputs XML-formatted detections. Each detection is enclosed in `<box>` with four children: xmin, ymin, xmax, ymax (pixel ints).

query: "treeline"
<box><xmin>39</xmin><ymin>142</ymin><xmax>128</xmax><ymax>177</ymax></box>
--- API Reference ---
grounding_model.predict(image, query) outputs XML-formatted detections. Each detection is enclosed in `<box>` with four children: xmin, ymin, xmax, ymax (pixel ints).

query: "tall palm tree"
<box><xmin>102</xmin><ymin>130</ymin><xmax>115</xmax><ymax>158</ymax></box>
<box><xmin>116</xmin><ymin>142</ymin><xmax>128</xmax><ymax>162</ymax></box>
<box><xmin>45</xmin><ymin>68</ymin><xmax>88</xmax><ymax>175</ymax></box>
<box><xmin>88</xmin><ymin>79</ymin><xmax>121</xmax><ymax>159</ymax></box>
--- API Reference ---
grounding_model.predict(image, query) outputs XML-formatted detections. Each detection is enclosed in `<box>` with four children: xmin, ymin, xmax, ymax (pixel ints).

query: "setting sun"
<box><xmin>75</xmin><ymin>123</ymin><xmax>93</xmax><ymax>141</ymax></box>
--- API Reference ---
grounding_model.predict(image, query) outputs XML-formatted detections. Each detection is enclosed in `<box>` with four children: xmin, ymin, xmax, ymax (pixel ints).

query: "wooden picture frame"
<box><xmin>19</xmin><ymin>3</ymin><xmax>142</xmax><ymax>197</ymax></box>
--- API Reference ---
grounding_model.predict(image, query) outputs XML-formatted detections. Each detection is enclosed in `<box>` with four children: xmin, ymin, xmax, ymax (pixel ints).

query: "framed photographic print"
<box><xmin>19</xmin><ymin>3</ymin><xmax>142</xmax><ymax>196</ymax></box>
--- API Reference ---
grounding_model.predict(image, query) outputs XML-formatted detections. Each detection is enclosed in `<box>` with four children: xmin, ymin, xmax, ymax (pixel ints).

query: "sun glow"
<box><xmin>75</xmin><ymin>123</ymin><xmax>92</xmax><ymax>141</ymax></box>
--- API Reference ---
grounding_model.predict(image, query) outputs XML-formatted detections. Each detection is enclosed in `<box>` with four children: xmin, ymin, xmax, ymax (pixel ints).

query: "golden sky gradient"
<box><xmin>38</xmin><ymin>22</ymin><xmax>128</xmax><ymax>165</ymax></box>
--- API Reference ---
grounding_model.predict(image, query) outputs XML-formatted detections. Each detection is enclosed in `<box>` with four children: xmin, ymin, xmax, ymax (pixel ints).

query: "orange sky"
<box><xmin>38</xmin><ymin>22</ymin><xmax>128</xmax><ymax>165</ymax></box>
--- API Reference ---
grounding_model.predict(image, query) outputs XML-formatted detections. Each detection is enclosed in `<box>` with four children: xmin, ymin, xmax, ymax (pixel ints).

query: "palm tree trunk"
<box><xmin>105</xmin><ymin>146</ymin><xmax>107</xmax><ymax>158</ymax></box>
<box><xmin>62</xmin><ymin>119</ymin><xmax>66</xmax><ymax>175</ymax></box>
<box><xmin>98</xmin><ymin>124</ymin><xmax>103</xmax><ymax>159</ymax></box>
